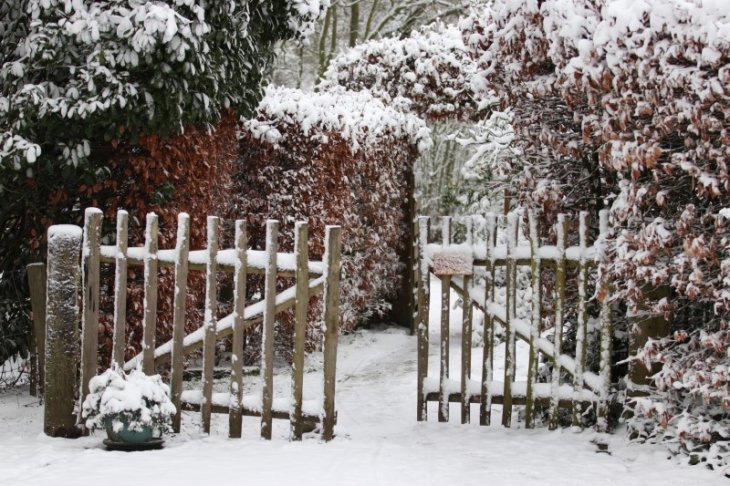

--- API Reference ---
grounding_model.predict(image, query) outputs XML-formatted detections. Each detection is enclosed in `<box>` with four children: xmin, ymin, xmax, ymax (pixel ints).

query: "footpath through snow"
<box><xmin>0</xmin><ymin>279</ymin><xmax>723</xmax><ymax>485</ymax></box>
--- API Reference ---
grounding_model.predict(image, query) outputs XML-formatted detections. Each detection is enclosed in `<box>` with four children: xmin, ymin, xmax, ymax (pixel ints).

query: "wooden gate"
<box><xmin>37</xmin><ymin>208</ymin><xmax>342</xmax><ymax>441</ymax></box>
<box><xmin>416</xmin><ymin>210</ymin><xmax>613</xmax><ymax>431</ymax></box>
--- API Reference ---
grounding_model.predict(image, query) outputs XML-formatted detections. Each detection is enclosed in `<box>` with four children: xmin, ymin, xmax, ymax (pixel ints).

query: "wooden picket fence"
<box><xmin>36</xmin><ymin>208</ymin><xmax>342</xmax><ymax>441</ymax></box>
<box><xmin>416</xmin><ymin>209</ymin><xmax>613</xmax><ymax>431</ymax></box>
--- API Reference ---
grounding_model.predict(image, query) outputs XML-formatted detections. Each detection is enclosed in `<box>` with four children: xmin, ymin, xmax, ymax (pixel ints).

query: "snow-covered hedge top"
<box><xmin>244</xmin><ymin>86</ymin><xmax>432</xmax><ymax>155</ymax></box>
<box><xmin>82</xmin><ymin>368</ymin><xmax>176</xmax><ymax>433</ymax></box>
<box><xmin>321</xmin><ymin>24</ymin><xmax>487</xmax><ymax>121</ymax></box>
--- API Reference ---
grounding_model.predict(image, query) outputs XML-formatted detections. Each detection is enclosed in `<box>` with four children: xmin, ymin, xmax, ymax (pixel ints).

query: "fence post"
<box><xmin>229</xmin><ymin>220</ymin><xmax>247</xmax><ymax>438</ymax></box>
<box><xmin>142</xmin><ymin>213</ymin><xmax>159</xmax><ymax>375</ymax></box>
<box><xmin>416</xmin><ymin>216</ymin><xmax>430</xmax><ymax>421</ymax></box>
<box><xmin>44</xmin><ymin>225</ymin><xmax>83</xmax><ymax>438</ymax></box>
<box><xmin>201</xmin><ymin>216</ymin><xmax>219</xmax><ymax>434</ymax></box>
<box><xmin>596</xmin><ymin>210</ymin><xmax>613</xmax><ymax>432</ymax></box>
<box><xmin>322</xmin><ymin>225</ymin><xmax>342</xmax><ymax>441</ymax></box>
<box><xmin>291</xmin><ymin>221</ymin><xmax>309</xmax><ymax>440</ymax></box>
<box><xmin>27</xmin><ymin>263</ymin><xmax>47</xmax><ymax>398</ymax></box>
<box><xmin>170</xmin><ymin>213</ymin><xmax>190</xmax><ymax>433</ymax></box>
<box><xmin>80</xmin><ymin>208</ymin><xmax>102</xmax><ymax>423</ymax></box>
<box><xmin>525</xmin><ymin>211</ymin><xmax>541</xmax><ymax>428</ymax></box>
<box><xmin>549</xmin><ymin>214</ymin><xmax>568</xmax><ymax>430</ymax></box>
<box><xmin>572</xmin><ymin>211</ymin><xmax>589</xmax><ymax>427</ymax></box>
<box><xmin>112</xmin><ymin>210</ymin><xmax>128</xmax><ymax>367</ymax></box>
<box><xmin>261</xmin><ymin>220</ymin><xmax>279</xmax><ymax>440</ymax></box>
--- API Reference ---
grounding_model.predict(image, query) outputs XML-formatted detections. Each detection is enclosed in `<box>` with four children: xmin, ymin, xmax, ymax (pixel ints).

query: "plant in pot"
<box><xmin>82</xmin><ymin>366</ymin><xmax>176</xmax><ymax>448</ymax></box>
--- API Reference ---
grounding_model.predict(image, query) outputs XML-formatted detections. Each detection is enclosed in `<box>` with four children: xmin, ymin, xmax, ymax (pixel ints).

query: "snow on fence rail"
<box><xmin>416</xmin><ymin>210</ymin><xmax>613</xmax><ymax>431</ymax></box>
<box><xmin>33</xmin><ymin>208</ymin><xmax>342</xmax><ymax>441</ymax></box>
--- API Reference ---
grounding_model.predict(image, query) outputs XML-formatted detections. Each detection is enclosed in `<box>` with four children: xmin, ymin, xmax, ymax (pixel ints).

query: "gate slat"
<box><xmin>201</xmin><ymin>216</ymin><xmax>219</xmax><ymax>434</ymax></box>
<box><xmin>170</xmin><ymin>213</ymin><xmax>190</xmax><ymax>434</ymax></box>
<box><xmin>501</xmin><ymin>213</ymin><xmax>517</xmax><ymax>427</ymax></box>
<box><xmin>597</xmin><ymin>210</ymin><xmax>613</xmax><ymax>432</ymax></box>
<box><xmin>572</xmin><ymin>211</ymin><xmax>589</xmax><ymax>427</ymax></box>
<box><xmin>461</xmin><ymin>274</ymin><xmax>472</xmax><ymax>424</ymax></box>
<box><xmin>112</xmin><ymin>210</ymin><xmax>129</xmax><ymax>368</ymax></box>
<box><xmin>291</xmin><ymin>221</ymin><xmax>309</xmax><ymax>440</ymax></box>
<box><xmin>417</xmin><ymin>216</ymin><xmax>430</xmax><ymax>422</ymax></box>
<box><xmin>229</xmin><ymin>220</ymin><xmax>247</xmax><ymax>438</ymax></box>
<box><xmin>261</xmin><ymin>220</ymin><xmax>279</xmax><ymax>440</ymax></box>
<box><xmin>549</xmin><ymin>214</ymin><xmax>568</xmax><ymax>430</ymax></box>
<box><xmin>81</xmin><ymin>208</ymin><xmax>102</xmax><ymax>410</ymax></box>
<box><xmin>525</xmin><ymin>211</ymin><xmax>541</xmax><ymax>428</ymax></box>
<box><xmin>142</xmin><ymin>213</ymin><xmax>159</xmax><ymax>375</ymax></box>
<box><xmin>439</xmin><ymin>274</ymin><xmax>450</xmax><ymax>423</ymax></box>
<box><xmin>480</xmin><ymin>213</ymin><xmax>497</xmax><ymax>426</ymax></box>
<box><xmin>322</xmin><ymin>225</ymin><xmax>342</xmax><ymax>441</ymax></box>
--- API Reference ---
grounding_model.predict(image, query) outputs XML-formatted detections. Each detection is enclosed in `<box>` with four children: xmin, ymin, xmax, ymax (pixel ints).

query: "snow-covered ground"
<box><xmin>0</xmin><ymin>280</ymin><xmax>723</xmax><ymax>485</ymax></box>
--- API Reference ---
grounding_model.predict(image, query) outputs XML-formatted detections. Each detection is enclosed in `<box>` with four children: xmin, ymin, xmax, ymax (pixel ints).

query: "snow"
<box><xmin>0</xmin><ymin>279</ymin><xmax>724</xmax><ymax>484</ymax></box>
<box><xmin>100</xmin><ymin>246</ymin><xmax>325</xmax><ymax>275</ymax></box>
<box><xmin>47</xmin><ymin>224</ymin><xmax>82</xmax><ymax>241</ymax></box>
<box><xmin>245</xmin><ymin>86</ymin><xmax>432</xmax><ymax>155</ymax></box>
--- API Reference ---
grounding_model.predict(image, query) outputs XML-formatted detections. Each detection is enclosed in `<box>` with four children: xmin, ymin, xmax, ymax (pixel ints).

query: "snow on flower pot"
<box><xmin>82</xmin><ymin>366</ymin><xmax>176</xmax><ymax>450</ymax></box>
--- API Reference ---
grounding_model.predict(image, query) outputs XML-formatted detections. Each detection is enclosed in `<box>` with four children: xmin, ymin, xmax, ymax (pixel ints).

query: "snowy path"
<box><xmin>0</xmin><ymin>281</ymin><xmax>723</xmax><ymax>485</ymax></box>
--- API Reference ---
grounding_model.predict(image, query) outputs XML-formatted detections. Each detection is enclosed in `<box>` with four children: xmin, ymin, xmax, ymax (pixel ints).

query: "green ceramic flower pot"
<box><xmin>104</xmin><ymin>416</ymin><xmax>154</xmax><ymax>444</ymax></box>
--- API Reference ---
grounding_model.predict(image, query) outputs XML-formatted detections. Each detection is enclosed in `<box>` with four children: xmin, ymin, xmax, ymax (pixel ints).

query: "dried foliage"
<box><xmin>234</xmin><ymin>87</ymin><xmax>429</xmax><ymax>338</ymax></box>
<box><xmin>459</xmin><ymin>0</ymin><xmax>730</xmax><ymax>465</ymax></box>
<box><xmin>96</xmin><ymin>113</ymin><xmax>237</xmax><ymax>366</ymax></box>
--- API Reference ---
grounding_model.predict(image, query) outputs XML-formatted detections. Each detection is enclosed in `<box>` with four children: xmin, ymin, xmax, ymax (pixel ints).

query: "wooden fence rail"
<box><xmin>416</xmin><ymin>209</ymin><xmax>613</xmax><ymax>431</ymax></box>
<box><xmin>38</xmin><ymin>208</ymin><xmax>342</xmax><ymax>441</ymax></box>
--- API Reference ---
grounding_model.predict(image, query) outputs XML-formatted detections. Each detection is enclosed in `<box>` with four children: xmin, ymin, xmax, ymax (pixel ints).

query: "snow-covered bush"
<box><xmin>82</xmin><ymin>367</ymin><xmax>176</xmax><ymax>435</ymax></box>
<box><xmin>631</xmin><ymin>330</ymin><xmax>730</xmax><ymax>469</ymax></box>
<box><xmin>235</xmin><ymin>86</ymin><xmax>430</xmax><ymax>339</ymax></box>
<box><xmin>0</xmin><ymin>0</ymin><xmax>326</xmax><ymax>363</ymax></box>
<box><xmin>458</xmin><ymin>0</ymin><xmax>730</xmax><ymax>460</ymax></box>
<box><xmin>321</xmin><ymin>21</ymin><xmax>514</xmax><ymax>217</ymax></box>
<box><xmin>321</xmin><ymin>23</ymin><xmax>487</xmax><ymax>121</ymax></box>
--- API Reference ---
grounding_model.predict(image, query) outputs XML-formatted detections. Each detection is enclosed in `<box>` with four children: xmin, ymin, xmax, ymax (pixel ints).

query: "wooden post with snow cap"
<box><xmin>201</xmin><ymin>216</ymin><xmax>219</xmax><ymax>434</ymax></box>
<box><xmin>596</xmin><ymin>210</ymin><xmax>613</xmax><ymax>432</ymax></box>
<box><xmin>525</xmin><ymin>210</ymin><xmax>541</xmax><ymax>429</ymax></box>
<box><xmin>170</xmin><ymin>213</ymin><xmax>190</xmax><ymax>433</ymax></box>
<box><xmin>416</xmin><ymin>216</ymin><xmax>430</xmax><ymax>422</ymax></box>
<box><xmin>549</xmin><ymin>214</ymin><xmax>568</xmax><ymax>430</ymax></box>
<box><xmin>44</xmin><ymin>225</ymin><xmax>83</xmax><ymax>438</ymax></box>
<box><xmin>480</xmin><ymin>213</ymin><xmax>497</xmax><ymax>426</ymax></box>
<box><xmin>112</xmin><ymin>210</ymin><xmax>128</xmax><ymax>367</ymax></box>
<box><xmin>291</xmin><ymin>221</ymin><xmax>309</xmax><ymax>440</ymax></box>
<box><xmin>261</xmin><ymin>220</ymin><xmax>279</xmax><ymax>440</ymax></box>
<box><xmin>501</xmin><ymin>212</ymin><xmax>517</xmax><ymax>428</ymax></box>
<box><xmin>142</xmin><ymin>213</ymin><xmax>159</xmax><ymax>375</ymax></box>
<box><xmin>229</xmin><ymin>220</ymin><xmax>247</xmax><ymax>438</ymax></box>
<box><xmin>322</xmin><ymin>225</ymin><xmax>342</xmax><ymax>441</ymax></box>
<box><xmin>572</xmin><ymin>211</ymin><xmax>589</xmax><ymax>427</ymax></box>
<box><xmin>80</xmin><ymin>208</ymin><xmax>102</xmax><ymax>418</ymax></box>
